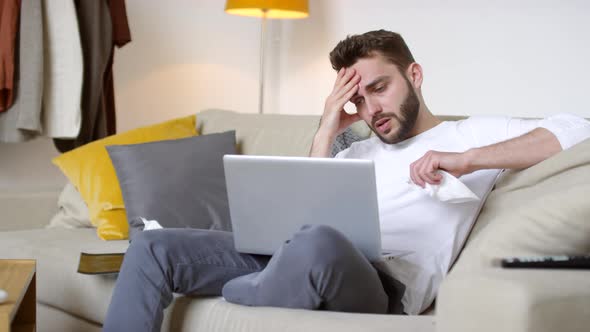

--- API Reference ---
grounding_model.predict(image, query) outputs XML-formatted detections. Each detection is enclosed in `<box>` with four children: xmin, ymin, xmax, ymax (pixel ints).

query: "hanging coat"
<box><xmin>54</xmin><ymin>0</ymin><xmax>113</xmax><ymax>152</ymax></box>
<box><xmin>0</xmin><ymin>0</ymin><xmax>20</xmax><ymax>112</ymax></box>
<box><xmin>0</xmin><ymin>0</ymin><xmax>43</xmax><ymax>142</ymax></box>
<box><xmin>42</xmin><ymin>0</ymin><xmax>84</xmax><ymax>138</ymax></box>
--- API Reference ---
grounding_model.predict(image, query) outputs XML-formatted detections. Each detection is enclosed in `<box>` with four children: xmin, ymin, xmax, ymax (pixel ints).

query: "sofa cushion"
<box><xmin>0</xmin><ymin>228</ymin><xmax>436</xmax><ymax>330</ymax></box>
<box><xmin>106</xmin><ymin>131</ymin><xmax>236</xmax><ymax>240</ymax></box>
<box><xmin>0</xmin><ymin>228</ymin><xmax>128</xmax><ymax>324</ymax></box>
<box><xmin>162</xmin><ymin>297</ymin><xmax>435</xmax><ymax>332</ymax></box>
<box><xmin>38</xmin><ymin>302</ymin><xmax>102</xmax><ymax>332</ymax></box>
<box><xmin>52</xmin><ymin>115</ymin><xmax>198</xmax><ymax>240</ymax></box>
<box><xmin>437</xmin><ymin>267</ymin><xmax>590</xmax><ymax>332</ymax></box>
<box><xmin>453</xmin><ymin>138</ymin><xmax>590</xmax><ymax>273</ymax></box>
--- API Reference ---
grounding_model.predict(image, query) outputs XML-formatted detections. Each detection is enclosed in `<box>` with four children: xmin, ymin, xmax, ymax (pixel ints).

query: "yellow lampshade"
<box><xmin>225</xmin><ymin>0</ymin><xmax>309</xmax><ymax>19</ymax></box>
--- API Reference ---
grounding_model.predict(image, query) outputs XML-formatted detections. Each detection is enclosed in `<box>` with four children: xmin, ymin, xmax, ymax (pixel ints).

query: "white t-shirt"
<box><xmin>335</xmin><ymin>113</ymin><xmax>590</xmax><ymax>315</ymax></box>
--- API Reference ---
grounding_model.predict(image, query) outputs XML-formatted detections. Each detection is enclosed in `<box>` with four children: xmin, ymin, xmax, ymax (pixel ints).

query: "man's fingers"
<box><xmin>422</xmin><ymin>168</ymin><xmax>439</xmax><ymax>184</ymax></box>
<box><xmin>412</xmin><ymin>156</ymin><xmax>438</xmax><ymax>187</ymax></box>
<box><xmin>419</xmin><ymin>156</ymin><xmax>442</xmax><ymax>185</ymax></box>
<box><xmin>333</xmin><ymin>68</ymin><xmax>356</xmax><ymax>92</ymax></box>
<box><xmin>417</xmin><ymin>160</ymin><xmax>432</xmax><ymax>183</ymax></box>
<box><xmin>341</xmin><ymin>74</ymin><xmax>361</xmax><ymax>96</ymax></box>
<box><xmin>333</xmin><ymin>68</ymin><xmax>346</xmax><ymax>89</ymax></box>
<box><xmin>334</xmin><ymin>75</ymin><xmax>360</xmax><ymax>102</ymax></box>
<box><xmin>431</xmin><ymin>163</ymin><xmax>442</xmax><ymax>182</ymax></box>
<box><xmin>410</xmin><ymin>161</ymin><xmax>423</xmax><ymax>187</ymax></box>
<box><xmin>334</xmin><ymin>69</ymin><xmax>356</xmax><ymax>92</ymax></box>
<box><xmin>329</xmin><ymin>83</ymin><xmax>359</xmax><ymax>115</ymax></box>
<box><xmin>429</xmin><ymin>157</ymin><xmax>443</xmax><ymax>183</ymax></box>
<box><xmin>340</xmin><ymin>82</ymin><xmax>359</xmax><ymax>101</ymax></box>
<box><xmin>417</xmin><ymin>166</ymin><xmax>430</xmax><ymax>186</ymax></box>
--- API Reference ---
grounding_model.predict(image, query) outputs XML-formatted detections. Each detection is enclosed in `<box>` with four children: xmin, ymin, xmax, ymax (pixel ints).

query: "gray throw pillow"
<box><xmin>331</xmin><ymin>127</ymin><xmax>364</xmax><ymax>157</ymax></box>
<box><xmin>106</xmin><ymin>131</ymin><xmax>236</xmax><ymax>241</ymax></box>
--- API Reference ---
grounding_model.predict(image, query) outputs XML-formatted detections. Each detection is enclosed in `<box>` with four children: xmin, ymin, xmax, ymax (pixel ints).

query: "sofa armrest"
<box><xmin>0</xmin><ymin>188</ymin><xmax>60</xmax><ymax>231</ymax></box>
<box><xmin>436</xmin><ymin>267</ymin><xmax>590</xmax><ymax>332</ymax></box>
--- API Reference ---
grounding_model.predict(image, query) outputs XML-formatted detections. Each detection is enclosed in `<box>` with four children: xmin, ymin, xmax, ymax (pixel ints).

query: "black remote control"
<box><xmin>501</xmin><ymin>255</ymin><xmax>590</xmax><ymax>269</ymax></box>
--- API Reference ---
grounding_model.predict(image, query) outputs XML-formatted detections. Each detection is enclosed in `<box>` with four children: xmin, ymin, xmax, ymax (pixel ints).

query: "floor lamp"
<box><xmin>225</xmin><ymin>0</ymin><xmax>309</xmax><ymax>114</ymax></box>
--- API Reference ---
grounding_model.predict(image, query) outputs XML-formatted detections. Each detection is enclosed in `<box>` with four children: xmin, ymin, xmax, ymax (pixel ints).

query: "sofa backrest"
<box><xmin>196</xmin><ymin>109</ymin><xmax>324</xmax><ymax>156</ymax></box>
<box><xmin>450</xmin><ymin>137</ymin><xmax>590</xmax><ymax>274</ymax></box>
<box><xmin>196</xmin><ymin>109</ymin><xmax>465</xmax><ymax>156</ymax></box>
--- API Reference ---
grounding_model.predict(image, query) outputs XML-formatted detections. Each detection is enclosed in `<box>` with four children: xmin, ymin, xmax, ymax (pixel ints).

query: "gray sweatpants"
<box><xmin>103</xmin><ymin>224</ymin><xmax>405</xmax><ymax>332</ymax></box>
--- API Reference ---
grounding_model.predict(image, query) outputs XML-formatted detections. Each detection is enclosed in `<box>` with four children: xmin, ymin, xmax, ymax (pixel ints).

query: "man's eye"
<box><xmin>353</xmin><ymin>99</ymin><xmax>364</xmax><ymax>105</ymax></box>
<box><xmin>375</xmin><ymin>86</ymin><xmax>385</xmax><ymax>93</ymax></box>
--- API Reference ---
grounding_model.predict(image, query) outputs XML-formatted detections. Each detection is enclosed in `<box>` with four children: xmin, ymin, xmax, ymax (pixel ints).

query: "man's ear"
<box><xmin>406</xmin><ymin>63</ymin><xmax>423</xmax><ymax>89</ymax></box>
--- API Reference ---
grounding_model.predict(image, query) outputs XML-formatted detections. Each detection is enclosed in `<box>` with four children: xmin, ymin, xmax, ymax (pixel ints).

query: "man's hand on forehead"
<box><xmin>309</xmin><ymin>67</ymin><xmax>363</xmax><ymax>158</ymax></box>
<box><xmin>320</xmin><ymin>68</ymin><xmax>362</xmax><ymax>136</ymax></box>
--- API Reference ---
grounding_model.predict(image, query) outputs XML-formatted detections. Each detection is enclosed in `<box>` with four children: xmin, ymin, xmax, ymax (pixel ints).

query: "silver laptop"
<box><xmin>223</xmin><ymin>155</ymin><xmax>382</xmax><ymax>262</ymax></box>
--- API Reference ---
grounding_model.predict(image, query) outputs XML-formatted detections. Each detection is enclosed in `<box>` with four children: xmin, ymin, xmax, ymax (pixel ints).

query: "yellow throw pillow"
<box><xmin>52</xmin><ymin>115</ymin><xmax>198</xmax><ymax>240</ymax></box>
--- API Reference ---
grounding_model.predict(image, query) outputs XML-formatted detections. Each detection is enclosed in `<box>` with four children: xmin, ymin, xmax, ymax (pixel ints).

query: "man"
<box><xmin>104</xmin><ymin>30</ymin><xmax>590</xmax><ymax>331</ymax></box>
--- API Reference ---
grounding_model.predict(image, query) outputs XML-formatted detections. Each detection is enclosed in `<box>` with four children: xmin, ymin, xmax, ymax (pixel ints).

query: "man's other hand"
<box><xmin>409</xmin><ymin>150</ymin><xmax>472</xmax><ymax>187</ymax></box>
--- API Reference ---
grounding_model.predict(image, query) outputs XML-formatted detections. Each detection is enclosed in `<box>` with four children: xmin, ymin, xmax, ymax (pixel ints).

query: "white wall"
<box><xmin>116</xmin><ymin>0</ymin><xmax>590</xmax><ymax>126</ymax></box>
<box><xmin>114</xmin><ymin>0</ymin><xmax>263</xmax><ymax>131</ymax></box>
<box><xmin>0</xmin><ymin>138</ymin><xmax>65</xmax><ymax>191</ymax></box>
<box><xmin>2</xmin><ymin>0</ymin><xmax>590</xmax><ymax>190</ymax></box>
<box><xmin>277</xmin><ymin>0</ymin><xmax>590</xmax><ymax>118</ymax></box>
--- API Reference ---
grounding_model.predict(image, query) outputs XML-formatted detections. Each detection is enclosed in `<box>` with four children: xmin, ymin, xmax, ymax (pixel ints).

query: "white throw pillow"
<box><xmin>47</xmin><ymin>182</ymin><xmax>92</xmax><ymax>228</ymax></box>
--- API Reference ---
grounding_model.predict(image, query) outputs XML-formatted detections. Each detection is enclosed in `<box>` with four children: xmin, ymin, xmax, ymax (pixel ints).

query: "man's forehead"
<box><xmin>350</xmin><ymin>54</ymin><xmax>399</xmax><ymax>73</ymax></box>
<box><xmin>353</xmin><ymin>63</ymin><xmax>399</xmax><ymax>84</ymax></box>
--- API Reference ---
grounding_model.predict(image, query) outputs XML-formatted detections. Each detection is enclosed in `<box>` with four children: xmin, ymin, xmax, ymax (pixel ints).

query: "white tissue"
<box><xmin>140</xmin><ymin>217</ymin><xmax>164</xmax><ymax>231</ymax></box>
<box><xmin>407</xmin><ymin>170</ymin><xmax>480</xmax><ymax>203</ymax></box>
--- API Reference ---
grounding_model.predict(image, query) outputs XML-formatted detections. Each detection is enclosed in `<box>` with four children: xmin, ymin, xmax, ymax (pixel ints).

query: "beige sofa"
<box><xmin>1</xmin><ymin>109</ymin><xmax>589</xmax><ymax>332</ymax></box>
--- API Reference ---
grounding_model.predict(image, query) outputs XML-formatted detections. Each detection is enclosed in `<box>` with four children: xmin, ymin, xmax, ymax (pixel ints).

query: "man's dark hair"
<box><xmin>329</xmin><ymin>30</ymin><xmax>415</xmax><ymax>73</ymax></box>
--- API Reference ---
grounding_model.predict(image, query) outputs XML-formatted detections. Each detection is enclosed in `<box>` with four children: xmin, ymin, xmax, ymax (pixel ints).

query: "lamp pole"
<box><xmin>225</xmin><ymin>1</ymin><xmax>309</xmax><ymax>113</ymax></box>
<box><xmin>258</xmin><ymin>9</ymin><xmax>268</xmax><ymax>114</ymax></box>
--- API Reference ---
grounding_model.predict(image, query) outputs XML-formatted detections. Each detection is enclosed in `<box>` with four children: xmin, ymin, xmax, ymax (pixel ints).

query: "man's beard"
<box><xmin>371</xmin><ymin>79</ymin><xmax>420</xmax><ymax>144</ymax></box>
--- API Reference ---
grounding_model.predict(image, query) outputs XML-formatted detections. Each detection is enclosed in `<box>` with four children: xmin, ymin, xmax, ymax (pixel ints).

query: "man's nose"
<box><xmin>366</xmin><ymin>98</ymin><xmax>382</xmax><ymax>117</ymax></box>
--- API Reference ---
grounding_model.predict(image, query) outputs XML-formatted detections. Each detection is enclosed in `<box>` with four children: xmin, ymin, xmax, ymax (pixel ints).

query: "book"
<box><xmin>77</xmin><ymin>252</ymin><xmax>125</xmax><ymax>275</ymax></box>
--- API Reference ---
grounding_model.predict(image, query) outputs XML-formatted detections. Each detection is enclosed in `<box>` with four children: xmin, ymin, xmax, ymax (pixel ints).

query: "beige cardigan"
<box><xmin>42</xmin><ymin>0</ymin><xmax>83</xmax><ymax>138</ymax></box>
